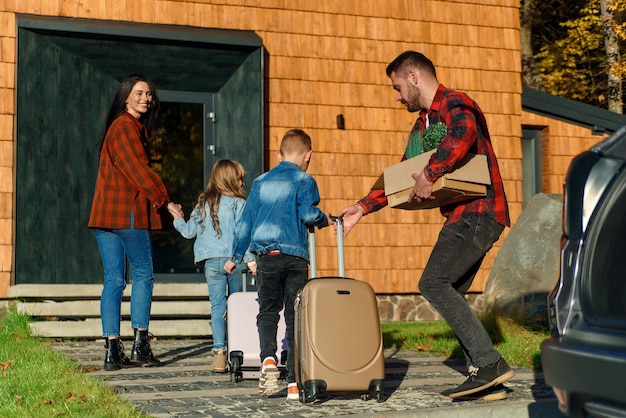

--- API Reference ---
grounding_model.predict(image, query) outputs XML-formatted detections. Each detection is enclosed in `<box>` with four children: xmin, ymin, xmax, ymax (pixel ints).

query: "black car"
<box><xmin>541</xmin><ymin>125</ymin><xmax>626</xmax><ymax>418</ymax></box>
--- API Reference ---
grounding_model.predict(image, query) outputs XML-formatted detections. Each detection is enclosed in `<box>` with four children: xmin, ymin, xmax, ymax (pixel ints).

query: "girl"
<box><xmin>170</xmin><ymin>159</ymin><xmax>255</xmax><ymax>372</ymax></box>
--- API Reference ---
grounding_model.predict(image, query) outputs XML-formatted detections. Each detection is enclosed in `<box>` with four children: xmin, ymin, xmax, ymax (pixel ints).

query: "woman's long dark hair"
<box><xmin>98</xmin><ymin>74</ymin><xmax>162</xmax><ymax>152</ymax></box>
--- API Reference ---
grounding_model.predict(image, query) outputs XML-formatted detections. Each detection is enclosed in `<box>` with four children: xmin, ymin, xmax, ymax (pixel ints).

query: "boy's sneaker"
<box><xmin>287</xmin><ymin>382</ymin><xmax>299</xmax><ymax>400</ymax></box>
<box><xmin>259</xmin><ymin>357</ymin><xmax>280</xmax><ymax>396</ymax></box>
<box><xmin>440</xmin><ymin>384</ymin><xmax>507</xmax><ymax>401</ymax></box>
<box><xmin>448</xmin><ymin>358</ymin><xmax>515</xmax><ymax>399</ymax></box>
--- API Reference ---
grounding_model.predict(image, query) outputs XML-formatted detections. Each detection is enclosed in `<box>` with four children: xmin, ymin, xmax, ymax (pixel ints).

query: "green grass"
<box><xmin>381</xmin><ymin>314</ymin><xmax>549</xmax><ymax>369</ymax></box>
<box><xmin>0</xmin><ymin>307</ymin><xmax>143</xmax><ymax>418</ymax></box>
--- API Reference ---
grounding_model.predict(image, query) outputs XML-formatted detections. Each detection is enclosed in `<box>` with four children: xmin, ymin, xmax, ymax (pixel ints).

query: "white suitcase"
<box><xmin>227</xmin><ymin>269</ymin><xmax>287</xmax><ymax>382</ymax></box>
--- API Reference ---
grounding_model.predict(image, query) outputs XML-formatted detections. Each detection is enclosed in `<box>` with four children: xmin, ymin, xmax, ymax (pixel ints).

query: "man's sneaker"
<box><xmin>287</xmin><ymin>382</ymin><xmax>299</xmax><ymax>400</ymax></box>
<box><xmin>259</xmin><ymin>357</ymin><xmax>280</xmax><ymax>396</ymax></box>
<box><xmin>448</xmin><ymin>358</ymin><xmax>515</xmax><ymax>399</ymax></box>
<box><xmin>440</xmin><ymin>384</ymin><xmax>507</xmax><ymax>401</ymax></box>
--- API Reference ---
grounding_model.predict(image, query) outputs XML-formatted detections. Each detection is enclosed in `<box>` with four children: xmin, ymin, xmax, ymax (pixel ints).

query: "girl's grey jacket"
<box><xmin>173</xmin><ymin>195</ymin><xmax>253</xmax><ymax>265</ymax></box>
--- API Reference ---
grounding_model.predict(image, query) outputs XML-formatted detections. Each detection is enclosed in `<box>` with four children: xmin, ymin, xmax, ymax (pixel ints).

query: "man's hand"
<box><xmin>336</xmin><ymin>204</ymin><xmax>364</xmax><ymax>236</ymax></box>
<box><xmin>408</xmin><ymin>170</ymin><xmax>435</xmax><ymax>203</ymax></box>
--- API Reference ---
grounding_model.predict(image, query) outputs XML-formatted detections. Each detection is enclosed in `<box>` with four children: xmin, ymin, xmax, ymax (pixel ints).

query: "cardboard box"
<box><xmin>372</xmin><ymin>150</ymin><xmax>491</xmax><ymax>210</ymax></box>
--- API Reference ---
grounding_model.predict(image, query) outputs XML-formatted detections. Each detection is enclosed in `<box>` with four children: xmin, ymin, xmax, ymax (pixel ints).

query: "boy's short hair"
<box><xmin>280</xmin><ymin>129</ymin><xmax>312</xmax><ymax>156</ymax></box>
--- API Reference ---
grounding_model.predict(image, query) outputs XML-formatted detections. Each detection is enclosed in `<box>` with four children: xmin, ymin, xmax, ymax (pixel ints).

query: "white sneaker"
<box><xmin>287</xmin><ymin>382</ymin><xmax>299</xmax><ymax>400</ymax></box>
<box><xmin>259</xmin><ymin>357</ymin><xmax>280</xmax><ymax>396</ymax></box>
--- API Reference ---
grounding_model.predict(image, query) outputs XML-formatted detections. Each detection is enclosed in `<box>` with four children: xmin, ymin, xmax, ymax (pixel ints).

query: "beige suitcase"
<box><xmin>294</xmin><ymin>219</ymin><xmax>385</xmax><ymax>403</ymax></box>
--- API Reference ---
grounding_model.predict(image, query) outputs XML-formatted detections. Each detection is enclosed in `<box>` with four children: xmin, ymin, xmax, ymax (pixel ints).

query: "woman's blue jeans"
<box><xmin>204</xmin><ymin>257</ymin><xmax>243</xmax><ymax>349</ymax></box>
<box><xmin>418</xmin><ymin>214</ymin><xmax>504</xmax><ymax>369</ymax></box>
<box><xmin>256</xmin><ymin>253</ymin><xmax>308</xmax><ymax>384</ymax></box>
<box><xmin>93</xmin><ymin>222</ymin><xmax>155</xmax><ymax>337</ymax></box>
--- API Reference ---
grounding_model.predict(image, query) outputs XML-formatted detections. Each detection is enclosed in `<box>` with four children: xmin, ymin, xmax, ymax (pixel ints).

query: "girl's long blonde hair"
<box><xmin>197</xmin><ymin>159</ymin><xmax>246</xmax><ymax>237</ymax></box>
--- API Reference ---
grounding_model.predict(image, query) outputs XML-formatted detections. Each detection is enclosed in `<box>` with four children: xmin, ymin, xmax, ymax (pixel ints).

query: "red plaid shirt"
<box><xmin>358</xmin><ymin>84</ymin><xmax>510</xmax><ymax>227</ymax></box>
<box><xmin>88</xmin><ymin>112</ymin><xmax>171</xmax><ymax>230</ymax></box>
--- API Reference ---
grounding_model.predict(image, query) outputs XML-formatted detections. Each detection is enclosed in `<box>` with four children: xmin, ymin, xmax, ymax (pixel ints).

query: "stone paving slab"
<box><xmin>51</xmin><ymin>339</ymin><xmax>565</xmax><ymax>418</ymax></box>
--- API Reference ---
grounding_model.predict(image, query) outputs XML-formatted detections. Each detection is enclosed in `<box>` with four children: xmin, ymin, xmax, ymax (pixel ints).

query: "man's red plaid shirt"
<box><xmin>357</xmin><ymin>84</ymin><xmax>510</xmax><ymax>227</ymax></box>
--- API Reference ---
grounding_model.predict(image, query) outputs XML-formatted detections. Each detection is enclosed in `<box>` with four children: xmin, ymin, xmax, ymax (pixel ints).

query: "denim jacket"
<box><xmin>231</xmin><ymin>161</ymin><xmax>328</xmax><ymax>264</ymax></box>
<box><xmin>173</xmin><ymin>195</ymin><xmax>253</xmax><ymax>265</ymax></box>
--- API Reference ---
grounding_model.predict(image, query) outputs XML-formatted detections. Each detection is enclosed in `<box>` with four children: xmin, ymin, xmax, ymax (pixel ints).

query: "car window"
<box><xmin>583</xmin><ymin>167</ymin><xmax>626</xmax><ymax>329</ymax></box>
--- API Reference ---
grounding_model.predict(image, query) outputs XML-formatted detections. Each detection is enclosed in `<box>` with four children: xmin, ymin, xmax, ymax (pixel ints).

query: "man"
<box><xmin>338</xmin><ymin>51</ymin><xmax>514</xmax><ymax>400</ymax></box>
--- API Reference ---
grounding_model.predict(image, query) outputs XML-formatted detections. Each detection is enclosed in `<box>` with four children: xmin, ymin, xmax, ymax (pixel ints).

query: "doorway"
<box><xmin>152</xmin><ymin>93</ymin><xmax>214</xmax><ymax>283</ymax></box>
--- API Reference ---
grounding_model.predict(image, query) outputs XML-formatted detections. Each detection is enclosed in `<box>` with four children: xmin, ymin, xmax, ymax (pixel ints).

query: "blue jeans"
<box><xmin>418</xmin><ymin>214</ymin><xmax>504</xmax><ymax>369</ymax></box>
<box><xmin>93</xmin><ymin>220</ymin><xmax>155</xmax><ymax>337</ymax></box>
<box><xmin>205</xmin><ymin>257</ymin><xmax>243</xmax><ymax>349</ymax></box>
<box><xmin>256</xmin><ymin>253</ymin><xmax>308</xmax><ymax>383</ymax></box>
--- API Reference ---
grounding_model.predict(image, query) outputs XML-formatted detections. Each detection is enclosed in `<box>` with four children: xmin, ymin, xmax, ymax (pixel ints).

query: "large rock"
<box><xmin>483</xmin><ymin>193</ymin><xmax>563</xmax><ymax>321</ymax></box>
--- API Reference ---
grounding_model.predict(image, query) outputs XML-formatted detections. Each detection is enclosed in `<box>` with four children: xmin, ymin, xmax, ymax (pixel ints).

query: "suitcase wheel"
<box><xmin>299</xmin><ymin>380</ymin><xmax>324</xmax><ymax>403</ymax></box>
<box><xmin>361</xmin><ymin>390</ymin><xmax>383</xmax><ymax>402</ymax></box>
<box><xmin>299</xmin><ymin>388</ymin><xmax>318</xmax><ymax>403</ymax></box>
<box><xmin>375</xmin><ymin>390</ymin><xmax>383</xmax><ymax>403</ymax></box>
<box><xmin>229</xmin><ymin>351</ymin><xmax>243</xmax><ymax>383</ymax></box>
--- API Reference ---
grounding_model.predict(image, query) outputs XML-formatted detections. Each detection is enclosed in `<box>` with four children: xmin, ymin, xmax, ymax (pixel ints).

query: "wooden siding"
<box><xmin>1</xmin><ymin>0</ymin><xmax>523</xmax><ymax>296</ymax></box>
<box><xmin>522</xmin><ymin>110</ymin><xmax>608</xmax><ymax>195</ymax></box>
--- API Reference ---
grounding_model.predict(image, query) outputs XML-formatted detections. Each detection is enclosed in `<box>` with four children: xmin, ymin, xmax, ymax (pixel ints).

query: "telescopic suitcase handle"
<box><xmin>308</xmin><ymin>216</ymin><xmax>344</xmax><ymax>279</ymax></box>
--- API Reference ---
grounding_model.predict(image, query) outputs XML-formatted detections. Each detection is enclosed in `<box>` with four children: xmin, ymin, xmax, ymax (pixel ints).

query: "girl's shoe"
<box><xmin>211</xmin><ymin>348</ymin><xmax>227</xmax><ymax>373</ymax></box>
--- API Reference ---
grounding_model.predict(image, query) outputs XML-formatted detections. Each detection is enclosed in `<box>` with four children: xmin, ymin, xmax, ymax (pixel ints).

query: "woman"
<box><xmin>88</xmin><ymin>74</ymin><xmax>182</xmax><ymax>371</ymax></box>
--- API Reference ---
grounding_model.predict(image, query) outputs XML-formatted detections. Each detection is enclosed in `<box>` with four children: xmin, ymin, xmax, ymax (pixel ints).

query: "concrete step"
<box><xmin>9</xmin><ymin>284</ymin><xmax>214</xmax><ymax>339</ymax></box>
<box><xmin>18</xmin><ymin>300</ymin><xmax>211</xmax><ymax>318</ymax></box>
<box><xmin>9</xmin><ymin>283</ymin><xmax>208</xmax><ymax>299</ymax></box>
<box><xmin>29</xmin><ymin>318</ymin><xmax>212</xmax><ymax>338</ymax></box>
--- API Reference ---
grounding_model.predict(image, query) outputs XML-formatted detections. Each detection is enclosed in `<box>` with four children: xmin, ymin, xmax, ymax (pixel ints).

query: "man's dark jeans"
<box><xmin>418</xmin><ymin>214</ymin><xmax>505</xmax><ymax>369</ymax></box>
<box><xmin>256</xmin><ymin>253</ymin><xmax>308</xmax><ymax>383</ymax></box>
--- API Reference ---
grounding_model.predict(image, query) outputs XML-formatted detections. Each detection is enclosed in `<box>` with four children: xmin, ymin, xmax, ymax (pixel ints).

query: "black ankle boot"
<box><xmin>130</xmin><ymin>329</ymin><xmax>160</xmax><ymax>365</ymax></box>
<box><xmin>103</xmin><ymin>338</ymin><xmax>133</xmax><ymax>371</ymax></box>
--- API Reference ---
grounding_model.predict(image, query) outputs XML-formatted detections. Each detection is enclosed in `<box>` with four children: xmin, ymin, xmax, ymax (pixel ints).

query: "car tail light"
<box><xmin>552</xmin><ymin>386</ymin><xmax>568</xmax><ymax>414</ymax></box>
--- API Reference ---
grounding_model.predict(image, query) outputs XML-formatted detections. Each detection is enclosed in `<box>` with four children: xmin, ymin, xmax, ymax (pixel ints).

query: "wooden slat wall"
<box><xmin>522</xmin><ymin>111</ymin><xmax>608</xmax><ymax>194</ymax></box>
<box><xmin>1</xmin><ymin>0</ymin><xmax>524</xmax><ymax>296</ymax></box>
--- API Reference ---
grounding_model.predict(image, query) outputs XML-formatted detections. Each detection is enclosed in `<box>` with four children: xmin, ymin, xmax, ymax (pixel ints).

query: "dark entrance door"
<box><xmin>152</xmin><ymin>93</ymin><xmax>215</xmax><ymax>283</ymax></box>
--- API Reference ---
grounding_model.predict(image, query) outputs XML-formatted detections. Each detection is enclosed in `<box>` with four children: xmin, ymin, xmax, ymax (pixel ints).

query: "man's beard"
<box><xmin>403</xmin><ymin>86</ymin><xmax>421</xmax><ymax>112</ymax></box>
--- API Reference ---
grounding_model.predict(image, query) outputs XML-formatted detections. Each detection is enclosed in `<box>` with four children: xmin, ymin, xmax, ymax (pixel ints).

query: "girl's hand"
<box><xmin>167</xmin><ymin>202</ymin><xmax>184</xmax><ymax>218</ymax></box>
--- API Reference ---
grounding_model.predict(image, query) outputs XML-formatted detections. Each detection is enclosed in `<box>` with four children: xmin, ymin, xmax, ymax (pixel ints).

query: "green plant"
<box><xmin>421</xmin><ymin>122</ymin><xmax>448</xmax><ymax>152</ymax></box>
<box><xmin>0</xmin><ymin>307</ymin><xmax>144</xmax><ymax>418</ymax></box>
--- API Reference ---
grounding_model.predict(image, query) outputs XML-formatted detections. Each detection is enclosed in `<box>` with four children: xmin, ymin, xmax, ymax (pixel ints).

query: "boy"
<box><xmin>225</xmin><ymin>129</ymin><xmax>330</xmax><ymax>399</ymax></box>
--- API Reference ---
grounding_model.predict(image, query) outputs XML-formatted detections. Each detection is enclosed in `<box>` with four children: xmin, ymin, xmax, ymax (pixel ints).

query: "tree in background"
<box><xmin>601</xmin><ymin>0</ymin><xmax>623</xmax><ymax>113</ymax></box>
<box><xmin>520</xmin><ymin>0</ymin><xmax>544</xmax><ymax>90</ymax></box>
<box><xmin>528</xmin><ymin>0</ymin><xmax>625</xmax><ymax>113</ymax></box>
<box><xmin>521</xmin><ymin>0</ymin><xmax>587</xmax><ymax>91</ymax></box>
